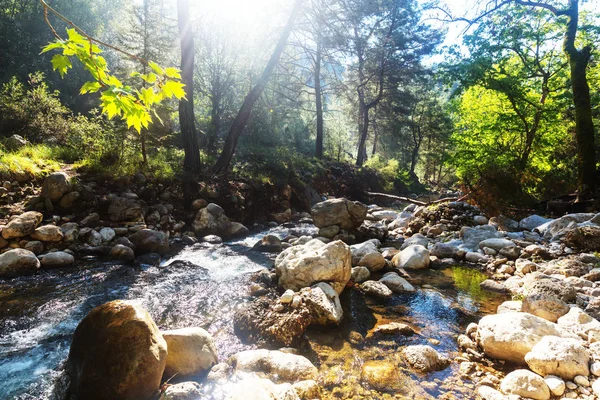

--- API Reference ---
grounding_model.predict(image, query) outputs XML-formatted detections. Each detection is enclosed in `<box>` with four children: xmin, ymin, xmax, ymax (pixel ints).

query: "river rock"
<box><xmin>557</xmin><ymin>307</ymin><xmax>600</xmax><ymax>337</ymax></box>
<box><xmin>40</xmin><ymin>251</ymin><xmax>74</xmax><ymax>268</ymax></box>
<box><xmin>253</xmin><ymin>235</ymin><xmax>282</xmax><ymax>253</ymax></box>
<box><xmin>379</xmin><ymin>272</ymin><xmax>415</xmax><ymax>293</ymax></box>
<box><xmin>163</xmin><ymin>382</ymin><xmax>203</xmax><ymax>400</ymax></box>
<box><xmin>129</xmin><ymin>229</ymin><xmax>169</xmax><ymax>255</ymax></box>
<box><xmin>192</xmin><ymin>205</ymin><xmax>239</xmax><ymax>238</ymax></box>
<box><xmin>301</xmin><ymin>282</ymin><xmax>343</xmax><ymax>325</ymax></box>
<box><xmin>2</xmin><ymin>211</ymin><xmax>43</xmax><ymax>239</ymax></box>
<box><xmin>544</xmin><ymin>375</ymin><xmax>565</xmax><ymax>396</ymax></box>
<box><xmin>87</xmin><ymin>230</ymin><xmax>102</xmax><ymax>246</ymax></box>
<box><xmin>400</xmin><ymin>234</ymin><xmax>429</xmax><ymax>249</ymax></box>
<box><xmin>520</xmin><ymin>215</ymin><xmax>551</xmax><ymax>231</ymax></box>
<box><xmin>489</xmin><ymin>215</ymin><xmax>520</xmax><ymax>232</ymax></box>
<box><xmin>81</xmin><ymin>213</ymin><xmax>100</xmax><ymax>227</ymax></box>
<box><xmin>350</xmin><ymin>240</ymin><xmax>380</xmax><ymax>265</ymax></box>
<box><xmin>430</xmin><ymin>242</ymin><xmax>458</xmax><ymax>259</ymax></box>
<box><xmin>500</xmin><ymin>369</ymin><xmax>550</xmax><ymax>400</ymax></box>
<box><xmin>351</xmin><ymin>266</ymin><xmax>370</xmax><ymax>283</ymax></box>
<box><xmin>0</xmin><ymin>248</ymin><xmax>40</xmax><ymax>278</ymax></box>
<box><xmin>460</xmin><ymin>225</ymin><xmax>499</xmax><ymax>250</ymax></box>
<box><xmin>24</xmin><ymin>240</ymin><xmax>44</xmax><ymax>255</ymax></box>
<box><xmin>478</xmin><ymin>238</ymin><xmax>515</xmax><ymax>251</ymax></box>
<box><xmin>30</xmin><ymin>225</ymin><xmax>64</xmax><ymax>242</ymax></box>
<box><xmin>292</xmin><ymin>380</ymin><xmax>320</xmax><ymax>399</ymax></box>
<box><xmin>477</xmin><ymin>312</ymin><xmax>561</xmax><ymax>364</ymax></box>
<box><xmin>477</xmin><ymin>386</ymin><xmax>505</xmax><ymax>400</ymax></box>
<box><xmin>319</xmin><ymin>225</ymin><xmax>340</xmax><ymax>239</ymax></box>
<box><xmin>524</xmin><ymin>336</ymin><xmax>589</xmax><ymax>380</ymax></box>
<box><xmin>524</xmin><ymin>279</ymin><xmax>577</xmax><ymax>303</ymax></box>
<box><xmin>99</xmin><ymin>227</ymin><xmax>116</xmax><ymax>243</ymax></box>
<box><xmin>402</xmin><ymin>345</ymin><xmax>449</xmax><ymax>372</ymax></box>
<box><xmin>311</xmin><ymin>198</ymin><xmax>367</xmax><ymax>230</ymax></box>
<box><xmin>227</xmin><ymin>377</ymin><xmax>300</xmax><ymax>400</ymax></box>
<box><xmin>58</xmin><ymin>191</ymin><xmax>80</xmax><ymax>209</ymax></box>
<box><xmin>361</xmin><ymin>360</ymin><xmax>400</xmax><ymax>391</ymax></box>
<box><xmin>108</xmin><ymin>197</ymin><xmax>143</xmax><ymax>222</ymax></box>
<box><xmin>360</xmin><ymin>280</ymin><xmax>393</xmax><ymax>298</ymax></box>
<box><xmin>66</xmin><ymin>300</ymin><xmax>167</xmax><ymax>400</ymax></box>
<box><xmin>162</xmin><ymin>327</ymin><xmax>218</xmax><ymax>377</ymax></box>
<box><xmin>374</xmin><ymin>322</ymin><xmax>416</xmax><ymax>335</ymax></box>
<box><xmin>5</xmin><ymin>134</ymin><xmax>28</xmax><ymax>150</ymax></box>
<box><xmin>564</xmin><ymin>225</ymin><xmax>600</xmax><ymax>251</ymax></box>
<box><xmin>392</xmin><ymin>245</ymin><xmax>430</xmax><ymax>269</ymax></box>
<box><xmin>229</xmin><ymin>349</ymin><xmax>317</xmax><ymax>382</ymax></box>
<box><xmin>275</xmin><ymin>239</ymin><xmax>351</xmax><ymax>295</ymax></box>
<box><xmin>522</xmin><ymin>290</ymin><xmax>569</xmax><ymax>323</ymax></box>
<box><xmin>110</xmin><ymin>244</ymin><xmax>135</xmax><ymax>263</ymax></box>
<box><xmin>480</xmin><ymin>279</ymin><xmax>509</xmax><ymax>294</ymax></box>
<box><xmin>357</xmin><ymin>252</ymin><xmax>386</xmax><ymax>272</ymax></box>
<box><xmin>41</xmin><ymin>172</ymin><xmax>71</xmax><ymax>202</ymax></box>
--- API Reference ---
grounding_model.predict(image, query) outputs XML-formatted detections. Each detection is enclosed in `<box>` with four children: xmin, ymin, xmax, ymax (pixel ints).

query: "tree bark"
<box><xmin>356</xmin><ymin>99</ymin><xmax>369</xmax><ymax>166</ymax></box>
<box><xmin>212</xmin><ymin>0</ymin><xmax>302</xmax><ymax>174</ymax></box>
<box><xmin>177</xmin><ymin>0</ymin><xmax>201</xmax><ymax>173</ymax></box>
<box><xmin>563</xmin><ymin>0</ymin><xmax>596</xmax><ymax>199</ymax></box>
<box><xmin>314</xmin><ymin>41</ymin><xmax>324</xmax><ymax>159</ymax></box>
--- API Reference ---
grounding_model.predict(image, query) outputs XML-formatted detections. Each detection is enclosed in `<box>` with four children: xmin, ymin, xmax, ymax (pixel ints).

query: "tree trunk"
<box><xmin>356</xmin><ymin>99</ymin><xmax>369</xmax><ymax>167</ymax></box>
<box><xmin>563</xmin><ymin>0</ymin><xmax>596</xmax><ymax>199</ymax></box>
<box><xmin>371</xmin><ymin>119</ymin><xmax>378</xmax><ymax>156</ymax></box>
<box><xmin>207</xmin><ymin>93</ymin><xmax>220</xmax><ymax>150</ymax></box>
<box><xmin>212</xmin><ymin>0</ymin><xmax>302</xmax><ymax>174</ymax></box>
<box><xmin>314</xmin><ymin>41</ymin><xmax>324</xmax><ymax>159</ymax></box>
<box><xmin>410</xmin><ymin>145</ymin><xmax>420</xmax><ymax>174</ymax></box>
<box><xmin>177</xmin><ymin>0</ymin><xmax>201</xmax><ymax>173</ymax></box>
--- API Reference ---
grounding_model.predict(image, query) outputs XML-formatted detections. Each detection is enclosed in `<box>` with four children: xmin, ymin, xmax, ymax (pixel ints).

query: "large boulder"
<box><xmin>564</xmin><ymin>225</ymin><xmax>600</xmax><ymax>251</ymax></box>
<box><xmin>41</xmin><ymin>172</ymin><xmax>71</xmax><ymax>202</ymax></box>
<box><xmin>477</xmin><ymin>312</ymin><xmax>561</xmax><ymax>364</ymax></box>
<box><xmin>229</xmin><ymin>350</ymin><xmax>317</xmax><ymax>382</ymax></box>
<box><xmin>192</xmin><ymin>204</ymin><xmax>246</xmax><ymax>238</ymax></box>
<box><xmin>0</xmin><ymin>248</ymin><xmax>40</xmax><ymax>278</ymax></box>
<box><xmin>162</xmin><ymin>327</ymin><xmax>218</xmax><ymax>377</ymax></box>
<box><xmin>2</xmin><ymin>211</ymin><xmax>43</xmax><ymax>239</ymax></box>
<box><xmin>500</xmin><ymin>369</ymin><xmax>550</xmax><ymax>400</ymax></box>
<box><xmin>66</xmin><ymin>300</ymin><xmax>168</xmax><ymax>400</ymax></box>
<box><xmin>129</xmin><ymin>229</ymin><xmax>169</xmax><ymax>255</ymax></box>
<box><xmin>311</xmin><ymin>198</ymin><xmax>367</xmax><ymax>230</ymax></box>
<box><xmin>402</xmin><ymin>345</ymin><xmax>449</xmax><ymax>372</ymax></box>
<box><xmin>30</xmin><ymin>225</ymin><xmax>64</xmax><ymax>242</ymax></box>
<box><xmin>459</xmin><ymin>225</ymin><xmax>500</xmax><ymax>250</ymax></box>
<box><xmin>350</xmin><ymin>240</ymin><xmax>380</xmax><ymax>265</ymax></box>
<box><xmin>108</xmin><ymin>197</ymin><xmax>144</xmax><ymax>222</ymax></box>
<box><xmin>525</xmin><ymin>336</ymin><xmax>589</xmax><ymax>380</ymax></box>
<box><xmin>275</xmin><ymin>239</ymin><xmax>351</xmax><ymax>295</ymax></box>
<box><xmin>392</xmin><ymin>245</ymin><xmax>430</xmax><ymax>269</ymax></box>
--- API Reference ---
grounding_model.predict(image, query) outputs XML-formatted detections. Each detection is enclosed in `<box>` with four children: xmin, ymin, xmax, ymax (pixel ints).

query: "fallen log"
<box><xmin>366</xmin><ymin>192</ymin><xmax>468</xmax><ymax>206</ymax></box>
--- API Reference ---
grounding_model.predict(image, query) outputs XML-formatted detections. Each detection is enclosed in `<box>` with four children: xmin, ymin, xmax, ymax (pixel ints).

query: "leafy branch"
<box><xmin>39</xmin><ymin>0</ymin><xmax>185</xmax><ymax>132</ymax></box>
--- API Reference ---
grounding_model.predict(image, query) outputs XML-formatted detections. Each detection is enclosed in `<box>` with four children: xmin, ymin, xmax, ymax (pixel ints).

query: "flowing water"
<box><xmin>0</xmin><ymin>223</ymin><xmax>507</xmax><ymax>400</ymax></box>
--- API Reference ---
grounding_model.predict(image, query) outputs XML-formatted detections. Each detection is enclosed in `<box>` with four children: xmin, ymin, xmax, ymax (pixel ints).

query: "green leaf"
<box><xmin>148</xmin><ymin>61</ymin><xmax>164</xmax><ymax>76</ymax></box>
<box><xmin>51</xmin><ymin>54</ymin><xmax>72</xmax><ymax>78</ymax></box>
<box><xmin>80</xmin><ymin>81</ymin><xmax>102</xmax><ymax>94</ymax></box>
<box><xmin>41</xmin><ymin>41</ymin><xmax>65</xmax><ymax>54</ymax></box>
<box><xmin>67</xmin><ymin>28</ymin><xmax>88</xmax><ymax>45</ymax></box>
<box><xmin>164</xmin><ymin>67</ymin><xmax>181</xmax><ymax>79</ymax></box>
<box><xmin>162</xmin><ymin>80</ymin><xmax>186</xmax><ymax>100</ymax></box>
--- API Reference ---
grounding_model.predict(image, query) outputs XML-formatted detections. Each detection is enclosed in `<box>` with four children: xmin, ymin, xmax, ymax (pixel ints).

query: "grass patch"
<box><xmin>0</xmin><ymin>144</ymin><xmax>65</xmax><ymax>177</ymax></box>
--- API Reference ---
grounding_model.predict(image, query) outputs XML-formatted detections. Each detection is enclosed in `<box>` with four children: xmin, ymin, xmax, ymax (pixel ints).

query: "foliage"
<box><xmin>0</xmin><ymin>72</ymin><xmax>104</xmax><ymax>143</ymax></box>
<box><xmin>42</xmin><ymin>27</ymin><xmax>185</xmax><ymax>132</ymax></box>
<box><xmin>0</xmin><ymin>144</ymin><xmax>64</xmax><ymax>177</ymax></box>
<box><xmin>364</xmin><ymin>155</ymin><xmax>424</xmax><ymax>193</ymax></box>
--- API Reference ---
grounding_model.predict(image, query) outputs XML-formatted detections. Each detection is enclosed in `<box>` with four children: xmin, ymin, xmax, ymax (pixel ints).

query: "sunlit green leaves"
<box><xmin>41</xmin><ymin>28</ymin><xmax>185</xmax><ymax>133</ymax></box>
<box><xmin>50</xmin><ymin>54</ymin><xmax>72</xmax><ymax>77</ymax></box>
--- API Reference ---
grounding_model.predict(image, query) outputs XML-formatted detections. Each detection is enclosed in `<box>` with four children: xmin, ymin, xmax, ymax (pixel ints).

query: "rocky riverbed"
<box><xmin>3</xmin><ymin>172</ymin><xmax>600</xmax><ymax>399</ymax></box>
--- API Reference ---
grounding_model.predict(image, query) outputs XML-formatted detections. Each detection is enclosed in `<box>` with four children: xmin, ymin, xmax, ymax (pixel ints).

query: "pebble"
<box><xmin>574</xmin><ymin>375</ymin><xmax>590</xmax><ymax>387</ymax></box>
<box><xmin>566</xmin><ymin>381</ymin><xmax>578</xmax><ymax>390</ymax></box>
<box><xmin>280</xmin><ymin>289</ymin><xmax>294</xmax><ymax>304</ymax></box>
<box><xmin>591</xmin><ymin>362</ymin><xmax>600</xmax><ymax>377</ymax></box>
<box><xmin>544</xmin><ymin>375</ymin><xmax>565</xmax><ymax>397</ymax></box>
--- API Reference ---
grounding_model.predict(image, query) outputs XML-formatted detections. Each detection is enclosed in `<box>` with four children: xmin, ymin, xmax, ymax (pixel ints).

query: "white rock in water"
<box><xmin>162</xmin><ymin>327</ymin><xmax>218</xmax><ymax>377</ymax></box>
<box><xmin>280</xmin><ymin>290</ymin><xmax>294</xmax><ymax>304</ymax></box>
<box><xmin>275</xmin><ymin>239</ymin><xmax>351</xmax><ymax>295</ymax></box>
<box><xmin>477</xmin><ymin>312</ymin><xmax>561</xmax><ymax>364</ymax></box>
<box><xmin>402</xmin><ymin>345</ymin><xmax>449</xmax><ymax>372</ymax></box>
<box><xmin>500</xmin><ymin>369</ymin><xmax>550</xmax><ymax>400</ymax></box>
<box><xmin>477</xmin><ymin>385</ymin><xmax>504</xmax><ymax>400</ymax></box>
<box><xmin>591</xmin><ymin>361</ymin><xmax>600</xmax><ymax>376</ymax></box>
<box><xmin>99</xmin><ymin>227</ymin><xmax>116</xmax><ymax>242</ymax></box>
<box><xmin>360</xmin><ymin>280</ymin><xmax>392</xmax><ymax>298</ymax></box>
<box><xmin>392</xmin><ymin>245</ymin><xmax>430</xmax><ymax>269</ymax></box>
<box><xmin>478</xmin><ymin>238</ymin><xmax>516</xmax><ymax>251</ymax></box>
<box><xmin>229</xmin><ymin>349</ymin><xmax>317</xmax><ymax>382</ymax></box>
<box><xmin>525</xmin><ymin>336</ymin><xmax>589</xmax><ymax>380</ymax></box>
<box><xmin>574</xmin><ymin>375</ymin><xmax>590</xmax><ymax>387</ymax></box>
<box><xmin>544</xmin><ymin>375</ymin><xmax>565</xmax><ymax>397</ymax></box>
<box><xmin>379</xmin><ymin>272</ymin><xmax>415</xmax><ymax>293</ymax></box>
<box><xmin>351</xmin><ymin>266</ymin><xmax>371</xmax><ymax>283</ymax></box>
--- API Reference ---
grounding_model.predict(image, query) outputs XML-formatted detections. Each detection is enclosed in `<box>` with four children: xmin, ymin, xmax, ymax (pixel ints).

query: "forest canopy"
<box><xmin>0</xmin><ymin>0</ymin><xmax>599</xmax><ymax>209</ymax></box>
